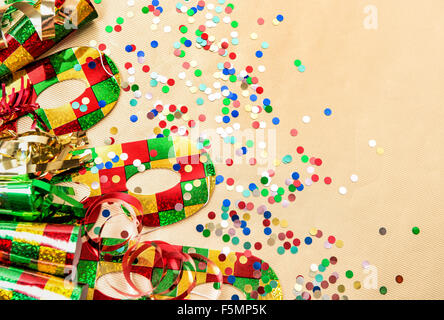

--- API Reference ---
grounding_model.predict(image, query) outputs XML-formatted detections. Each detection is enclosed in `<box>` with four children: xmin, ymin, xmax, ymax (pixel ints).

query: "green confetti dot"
<box><xmin>277</xmin><ymin>246</ymin><xmax>285</xmax><ymax>255</ymax></box>
<box><xmin>161</xmin><ymin>86</ymin><xmax>170</xmax><ymax>93</ymax></box>
<box><xmin>229</xmin><ymin>75</ymin><xmax>237</xmax><ymax>82</ymax></box>
<box><xmin>142</xmin><ymin>6</ymin><xmax>149</xmax><ymax>14</ymax></box>
<box><xmin>345</xmin><ymin>270</ymin><xmax>354</xmax><ymax>279</ymax></box>
<box><xmin>194</xmin><ymin>69</ymin><xmax>202</xmax><ymax>77</ymax></box>
<box><xmin>222</xmin><ymin>234</ymin><xmax>230</xmax><ymax>242</ymax></box>
<box><xmin>294</xmin><ymin>59</ymin><xmax>302</xmax><ymax>67</ymax></box>
<box><xmin>93</xmin><ymin>0</ymin><xmax>102</xmax><ymax>4</ymax></box>
<box><xmin>261</xmin><ymin>189</ymin><xmax>269</xmax><ymax>197</ymax></box>
<box><xmin>260</xmin><ymin>177</ymin><xmax>269</xmax><ymax>184</ymax></box>
<box><xmin>222</xmin><ymin>107</ymin><xmax>230</xmax><ymax>115</ymax></box>
<box><xmin>412</xmin><ymin>226</ymin><xmax>420</xmax><ymax>235</ymax></box>
<box><xmin>243</xmin><ymin>241</ymin><xmax>251</xmax><ymax>250</ymax></box>
<box><xmin>322</xmin><ymin>259</ymin><xmax>330</xmax><ymax>267</ymax></box>
<box><xmin>301</xmin><ymin>155</ymin><xmax>309</xmax><ymax>163</ymax></box>
<box><xmin>246</xmin><ymin>140</ymin><xmax>254</xmax><ymax>148</ymax></box>
<box><xmin>223</xmin><ymin>98</ymin><xmax>231</xmax><ymax>106</ymax></box>
<box><xmin>379</xmin><ymin>286</ymin><xmax>387</xmax><ymax>295</ymax></box>
<box><xmin>116</xmin><ymin>17</ymin><xmax>124</xmax><ymax>24</ymax></box>
<box><xmin>180</xmin><ymin>26</ymin><xmax>188</xmax><ymax>33</ymax></box>
<box><xmin>231</xmin><ymin>21</ymin><xmax>239</xmax><ymax>28</ymax></box>
<box><xmin>202</xmin><ymin>229</ymin><xmax>210</xmax><ymax>237</ymax></box>
<box><xmin>105</xmin><ymin>25</ymin><xmax>113</xmax><ymax>33</ymax></box>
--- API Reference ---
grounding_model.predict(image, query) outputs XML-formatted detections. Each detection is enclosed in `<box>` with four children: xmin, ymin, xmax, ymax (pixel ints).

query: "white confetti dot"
<box><xmin>302</xmin><ymin>116</ymin><xmax>311</xmax><ymax>123</ymax></box>
<box><xmin>369</xmin><ymin>139</ymin><xmax>376</xmax><ymax>148</ymax></box>
<box><xmin>350</xmin><ymin>174</ymin><xmax>359</xmax><ymax>182</ymax></box>
<box><xmin>339</xmin><ymin>186</ymin><xmax>347</xmax><ymax>195</ymax></box>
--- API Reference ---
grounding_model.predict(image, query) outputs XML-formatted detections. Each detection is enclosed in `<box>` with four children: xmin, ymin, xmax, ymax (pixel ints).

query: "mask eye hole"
<box><xmin>126</xmin><ymin>168</ymin><xmax>181</xmax><ymax>195</ymax></box>
<box><xmin>36</xmin><ymin>79</ymin><xmax>87</xmax><ymax>109</ymax></box>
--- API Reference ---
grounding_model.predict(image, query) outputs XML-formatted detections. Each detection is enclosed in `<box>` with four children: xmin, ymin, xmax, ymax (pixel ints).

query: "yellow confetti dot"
<box><xmin>112</xmin><ymin>175</ymin><xmax>120</xmax><ymax>183</ymax></box>
<box><xmin>272</xmin><ymin>218</ymin><xmax>280</xmax><ymax>226</ymax></box>
<box><xmin>280</xmin><ymin>220</ymin><xmax>288</xmax><ymax>228</ymax></box>
<box><xmin>243</xmin><ymin>213</ymin><xmax>251</xmax><ymax>221</ymax></box>
<box><xmin>354</xmin><ymin>281</ymin><xmax>361</xmax><ymax>290</ymax></box>
<box><xmin>153</xmin><ymin>127</ymin><xmax>161</xmax><ymax>135</ymax></box>
<box><xmin>110</xmin><ymin>127</ymin><xmax>118</xmax><ymax>135</ymax></box>
<box><xmin>309</xmin><ymin>228</ymin><xmax>318</xmax><ymax>236</ymax></box>
<box><xmin>200</xmin><ymin>155</ymin><xmax>208</xmax><ymax>163</ymax></box>
<box><xmin>239</xmin><ymin>256</ymin><xmax>248</xmax><ymax>264</ymax></box>
<box><xmin>185</xmin><ymin>165</ymin><xmax>193</xmax><ymax>173</ymax></box>
<box><xmin>376</xmin><ymin>147</ymin><xmax>384</xmax><ymax>155</ymax></box>
<box><xmin>244</xmin><ymin>284</ymin><xmax>252</xmax><ymax>293</ymax></box>
<box><xmin>193</xmin><ymin>179</ymin><xmax>201</xmax><ymax>187</ymax></box>
<box><xmin>335</xmin><ymin>240</ymin><xmax>344</xmax><ymax>248</ymax></box>
<box><xmin>273</xmin><ymin>159</ymin><xmax>281</xmax><ymax>166</ymax></box>
<box><xmin>245</xmin><ymin>104</ymin><xmax>252</xmax><ymax>112</ymax></box>
<box><xmin>337</xmin><ymin>284</ymin><xmax>345</xmax><ymax>293</ymax></box>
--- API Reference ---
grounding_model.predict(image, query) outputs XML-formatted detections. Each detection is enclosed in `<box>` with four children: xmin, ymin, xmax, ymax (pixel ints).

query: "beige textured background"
<box><xmin>36</xmin><ymin>0</ymin><xmax>444</xmax><ymax>299</ymax></box>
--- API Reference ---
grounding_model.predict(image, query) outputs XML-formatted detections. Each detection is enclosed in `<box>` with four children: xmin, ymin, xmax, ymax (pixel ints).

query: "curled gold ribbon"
<box><xmin>0</xmin><ymin>130</ymin><xmax>90</xmax><ymax>177</ymax></box>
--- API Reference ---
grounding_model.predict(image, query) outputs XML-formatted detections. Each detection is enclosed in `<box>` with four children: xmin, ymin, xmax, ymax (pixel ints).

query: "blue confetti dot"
<box><xmin>304</xmin><ymin>237</ymin><xmax>312</xmax><ymax>245</ymax></box>
<box><xmin>227</xmin><ymin>275</ymin><xmax>236</xmax><ymax>284</ymax></box>
<box><xmin>264</xmin><ymin>211</ymin><xmax>272</xmax><ymax>219</ymax></box>
<box><xmin>173</xmin><ymin>163</ymin><xmax>181</xmax><ymax>171</ymax></box>
<box><xmin>137</xmin><ymin>51</ymin><xmax>145</xmax><ymax>57</ymax></box>
<box><xmin>253</xmin><ymin>262</ymin><xmax>262</xmax><ymax>270</ymax></box>
<box><xmin>223</xmin><ymin>116</ymin><xmax>231</xmax><ymax>123</ymax></box>
<box><xmin>130</xmin><ymin>115</ymin><xmax>138</xmax><ymax>122</ymax></box>
<box><xmin>151</xmin><ymin>41</ymin><xmax>159</xmax><ymax>48</ymax></box>
<box><xmin>324</xmin><ymin>108</ymin><xmax>332</xmax><ymax>116</ymax></box>
<box><xmin>196</xmin><ymin>224</ymin><xmax>204</xmax><ymax>232</ymax></box>
<box><xmin>216</xmin><ymin>175</ymin><xmax>224</xmax><ymax>184</ymax></box>
<box><xmin>243</xmin><ymin>227</ymin><xmax>251</xmax><ymax>235</ymax></box>
<box><xmin>263</xmin><ymin>98</ymin><xmax>271</xmax><ymax>106</ymax></box>
<box><xmin>292</xmin><ymin>172</ymin><xmax>300</xmax><ymax>180</ymax></box>
<box><xmin>231</xmin><ymin>294</ymin><xmax>239</xmax><ymax>300</ymax></box>
<box><xmin>264</xmin><ymin>227</ymin><xmax>272</xmax><ymax>235</ymax></box>
<box><xmin>125</xmin><ymin>45</ymin><xmax>133</xmax><ymax>52</ymax></box>
<box><xmin>88</xmin><ymin>61</ymin><xmax>96</xmax><ymax>69</ymax></box>
<box><xmin>249</xmin><ymin>183</ymin><xmax>257</xmax><ymax>191</ymax></box>
<box><xmin>98</xmin><ymin>100</ymin><xmax>107</xmax><ymax>108</ymax></box>
<box><xmin>277</xmin><ymin>14</ymin><xmax>284</xmax><ymax>22</ymax></box>
<box><xmin>272</xmin><ymin>117</ymin><xmax>280</xmax><ymax>125</ymax></box>
<box><xmin>105</xmin><ymin>161</ymin><xmax>113</xmax><ymax>169</ymax></box>
<box><xmin>231</xmin><ymin>110</ymin><xmax>239</xmax><ymax>118</ymax></box>
<box><xmin>102</xmin><ymin>209</ymin><xmax>110</xmax><ymax>218</ymax></box>
<box><xmin>223</xmin><ymin>199</ymin><xmax>231</xmax><ymax>207</ymax></box>
<box><xmin>255</xmin><ymin>50</ymin><xmax>263</xmax><ymax>58</ymax></box>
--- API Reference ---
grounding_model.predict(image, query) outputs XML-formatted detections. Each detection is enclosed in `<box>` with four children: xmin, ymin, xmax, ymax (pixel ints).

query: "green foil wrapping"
<box><xmin>0</xmin><ymin>176</ymin><xmax>85</xmax><ymax>221</ymax></box>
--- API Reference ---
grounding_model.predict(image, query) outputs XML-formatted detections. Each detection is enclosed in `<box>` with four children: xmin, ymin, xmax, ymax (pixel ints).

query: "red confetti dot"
<box><xmin>238</xmin><ymin>201</ymin><xmax>246</xmax><ymax>209</ymax></box>
<box><xmin>249</xmin><ymin>158</ymin><xmax>257</xmax><ymax>165</ymax></box>
<box><xmin>312</xmin><ymin>174</ymin><xmax>319</xmax><ymax>182</ymax></box>
<box><xmin>246</xmin><ymin>66</ymin><xmax>253</xmax><ymax>73</ymax></box>
<box><xmin>142</xmin><ymin>65</ymin><xmax>150</xmax><ymax>73</ymax></box>
<box><xmin>150</xmin><ymin>149</ymin><xmax>158</xmax><ymax>157</ymax></box>
<box><xmin>114</xmin><ymin>25</ymin><xmax>122</xmax><ymax>32</ymax></box>
<box><xmin>315</xmin><ymin>158</ymin><xmax>323</xmax><ymax>166</ymax></box>
<box><xmin>263</xmin><ymin>219</ymin><xmax>270</xmax><ymax>227</ymax></box>
<box><xmin>218</xmin><ymin>254</ymin><xmax>226</xmax><ymax>261</ymax></box>
<box><xmin>246</xmin><ymin>202</ymin><xmax>254</xmax><ymax>210</ymax></box>
<box><xmin>98</xmin><ymin>43</ymin><xmax>107</xmax><ymax>51</ymax></box>
<box><xmin>293</xmin><ymin>238</ymin><xmax>301</xmax><ymax>246</ymax></box>
<box><xmin>198</xmin><ymin>114</ymin><xmax>206</xmax><ymax>122</ymax></box>
<box><xmin>124</xmin><ymin>62</ymin><xmax>132</xmax><ymax>69</ymax></box>
<box><xmin>283</xmin><ymin>241</ymin><xmax>291</xmax><ymax>250</ymax></box>
<box><xmin>257</xmin><ymin>17</ymin><xmax>265</xmax><ymax>25</ymax></box>
<box><xmin>180</xmin><ymin>106</ymin><xmax>188</xmax><ymax>113</ymax></box>
<box><xmin>328</xmin><ymin>236</ymin><xmax>336</xmax><ymax>244</ymax></box>
<box><xmin>229</xmin><ymin>52</ymin><xmax>237</xmax><ymax>60</ymax></box>
<box><xmin>167</xmin><ymin>78</ymin><xmax>175</xmax><ymax>86</ymax></box>
<box><xmin>226</xmin><ymin>178</ymin><xmax>235</xmax><ymax>186</ymax></box>
<box><xmin>286</xmin><ymin>231</ymin><xmax>294</xmax><ymax>238</ymax></box>
<box><xmin>324</xmin><ymin>177</ymin><xmax>332</xmax><ymax>185</ymax></box>
<box><xmin>226</xmin><ymin>158</ymin><xmax>233</xmax><ymax>166</ymax></box>
<box><xmin>297</xmin><ymin>146</ymin><xmax>304</xmax><ymax>154</ymax></box>
<box><xmin>254</xmin><ymin>242</ymin><xmax>262</xmax><ymax>250</ymax></box>
<box><xmin>256</xmin><ymin>87</ymin><xmax>264</xmax><ymax>94</ymax></box>
<box><xmin>208</xmin><ymin>211</ymin><xmax>216</xmax><ymax>219</ymax></box>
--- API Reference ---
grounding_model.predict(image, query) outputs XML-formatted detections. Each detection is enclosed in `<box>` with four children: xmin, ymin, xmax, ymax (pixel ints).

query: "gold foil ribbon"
<box><xmin>0</xmin><ymin>130</ymin><xmax>90</xmax><ymax>176</ymax></box>
<box><xmin>0</xmin><ymin>0</ymin><xmax>82</xmax><ymax>49</ymax></box>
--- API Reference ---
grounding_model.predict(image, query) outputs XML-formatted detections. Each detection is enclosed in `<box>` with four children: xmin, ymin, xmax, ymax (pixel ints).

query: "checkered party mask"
<box><xmin>0</xmin><ymin>46</ymin><xmax>121</xmax><ymax>136</ymax></box>
<box><xmin>54</xmin><ymin>136</ymin><xmax>217</xmax><ymax>228</ymax></box>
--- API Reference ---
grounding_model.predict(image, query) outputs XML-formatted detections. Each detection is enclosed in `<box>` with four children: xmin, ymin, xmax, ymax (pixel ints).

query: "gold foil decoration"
<box><xmin>0</xmin><ymin>130</ymin><xmax>90</xmax><ymax>176</ymax></box>
<box><xmin>0</xmin><ymin>0</ymin><xmax>83</xmax><ymax>49</ymax></box>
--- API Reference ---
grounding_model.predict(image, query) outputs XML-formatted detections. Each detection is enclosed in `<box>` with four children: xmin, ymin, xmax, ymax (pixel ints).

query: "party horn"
<box><xmin>0</xmin><ymin>264</ymin><xmax>87</xmax><ymax>300</ymax></box>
